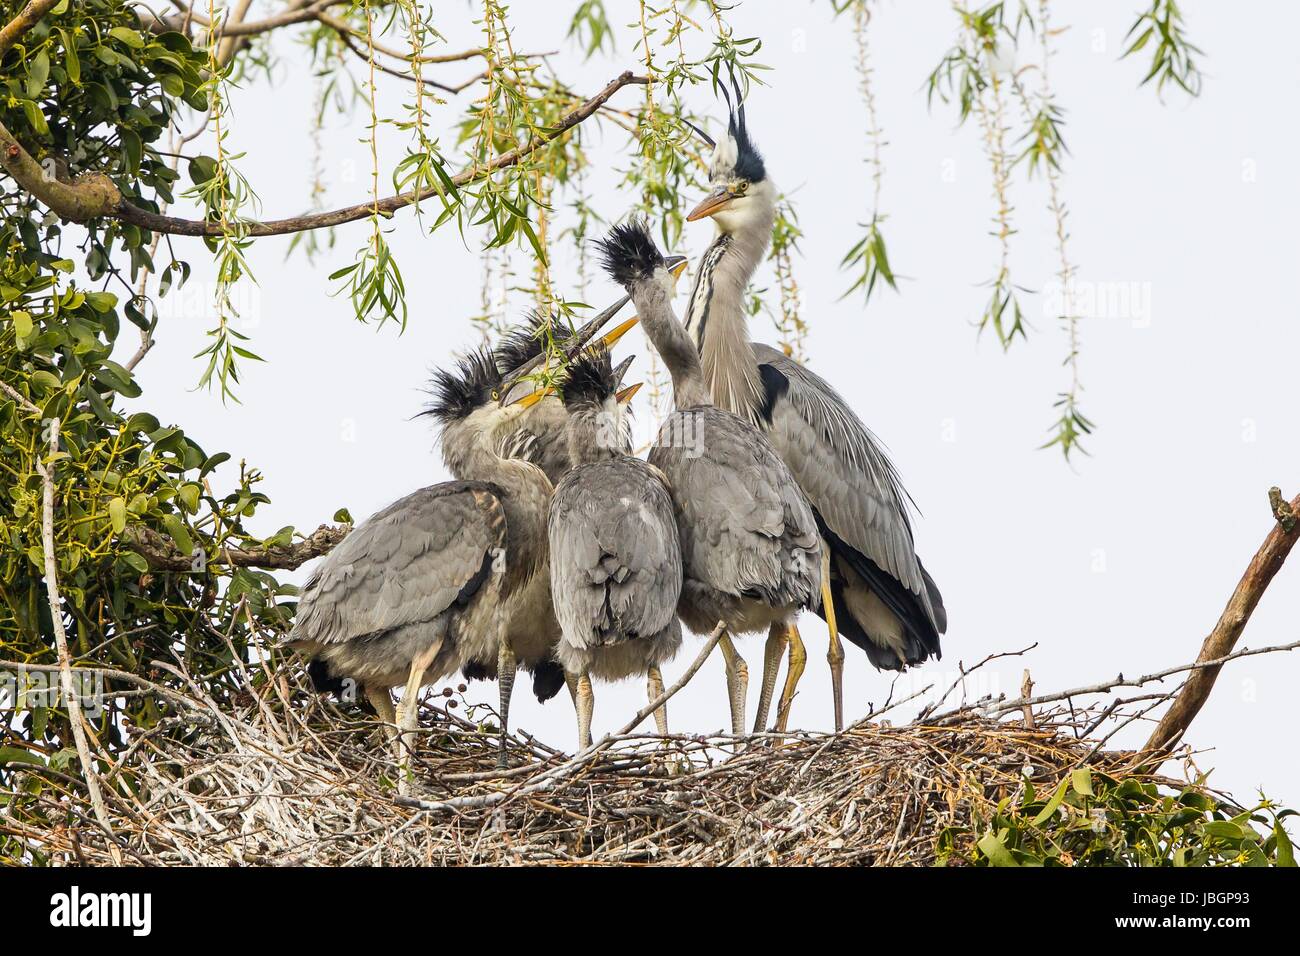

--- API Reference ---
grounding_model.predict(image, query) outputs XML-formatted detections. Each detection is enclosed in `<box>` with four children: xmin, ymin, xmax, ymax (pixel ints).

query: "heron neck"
<box><xmin>631</xmin><ymin>275</ymin><xmax>712</xmax><ymax>410</ymax></box>
<box><xmin>685</xmin><ymin>218</ymin><xmax>772</xmax><ymax>421</ymax></box>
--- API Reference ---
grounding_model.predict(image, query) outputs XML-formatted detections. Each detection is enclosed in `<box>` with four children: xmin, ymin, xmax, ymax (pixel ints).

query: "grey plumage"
<box><xmin>597</xmin><ymin>219</ymin><xmax>820</xmax><ymax>734</ymax></box>
<box><xmin>549</xmin><ymin>457</ymin><xmax>682</xmax><ymax>680</ymax></box>
<box><xmin>288</xmin><ymin>481</ymin><xmax>512</xmax><ymax>690</ymax></box>
<box><xmin>682</xmin><ymin>99</ymin><xmax>947</xmax><ymax>680</ymax></box>
<box><xmin>288</xmin><ymin>346</ymin><xmax>554</xmax><ymax>770</ymax></box>
<box><xmin>546</xmin><ymin>345</ymin><xmax>683</xmax><ymax>746</ymax></box>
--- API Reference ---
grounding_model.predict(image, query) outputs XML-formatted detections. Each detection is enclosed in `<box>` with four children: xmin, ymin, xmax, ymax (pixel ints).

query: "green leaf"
<box><xmin>1031</xmin><ymin>778</ymin><xmax>1070</xmax><ymax>826</ymax></box>
<box><xmin>1070</xmin><ymin>768</ymin><xmax>1094</xmax><ymax>797</ymax></box>
<box><xmin>107</xmin><ymin>496</ymin><xmax>127</xmax><ymax>534</ymax></box>
<box><xmin>109</xmin><ymin>26</ymin><xmax>146</xmax><ymax>49</ymax></box>
<box><xmin>1275</xmin><ymin>821</ymin><xmax>1296</xmax><ymax>867</ymax></box>
<box><xmin>333</xmin><ymin>507</ymin><xmax>353</xmax><ymax>524</ymax></box>
<box><xmin>0</xmin><ymin>746</ymin><xmax>44</xmax><ymax>768</ymax></box>
<box><xmin>11</xmin><ymin>309</ymin><xmax>33</xmax><ymax>339</ymax></box>
<box><xmin>84</xmin><ymin>291</ymin><xmax>118</xmax><ymax>313</ymax></box>
<box><xmin>162</xmin><ymin>514</ymin><xmax>193</xmax><ymax>556</ymax></box>
<box><xmin>59</xmin><ymin>28</ymin><xmax>80</xmax><ymax>84</ymax></box>
<box><xmin>977</xmin><ymin>830</ymin><xmax>1020</xmax><ymax>867</ymax></box>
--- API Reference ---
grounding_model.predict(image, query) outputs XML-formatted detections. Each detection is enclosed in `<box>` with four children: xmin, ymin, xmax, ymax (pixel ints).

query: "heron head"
<box><xmin>685</xmin><ymin>79</ymin><xmax>775</xmax><ymax>234</ymax></box>
<box><xmin>556</xmin><ymin>345</ymin><xmax>635</xmax><ymax>459</ymax></box>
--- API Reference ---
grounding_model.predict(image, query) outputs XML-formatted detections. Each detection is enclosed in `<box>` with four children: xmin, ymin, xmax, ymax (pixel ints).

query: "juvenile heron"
<box><xmin>597</xmin><ymin>218</ymin><xmax>822</xmax><ymax>736</ymax></box>
<box><xmin>286</xmin><ymin>348</ymin><xmax>552</xmax><ymax>772</ymax></box>
<box><xmin>682</xmin><ymin>82</ymin><xmax>947</xmax><ymax>731</ymax></box>
<box><xmin>548</xmin><ymin>345</ymin><xmax>683</xmax><ymax>749</ymax></box>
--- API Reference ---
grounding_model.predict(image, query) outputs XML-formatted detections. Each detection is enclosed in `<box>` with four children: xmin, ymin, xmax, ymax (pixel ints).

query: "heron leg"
<box><xmin>564</xmin><ymin>671</ymin><xmax>580</xmax><ymax>707</ymax></box>
<box><xmin>773</xmin><ymin>623</ymin><xmax>806</xmax><ymax>734</ymax></box>
<box><xmin>575</xmin><ymin>672</ymin><xmax>595</xmax><ymax>751</ymax></box>
<box><xmin>365</xmin><ymin>685</ymin><xmax>398</xmax><ymax>743</ymax></box>
<box><xmin>718</xmin><ymin>632</ymin><xmax>748</xmax><ymax>737</ymax></box>
<box><xmin>496</xmin><ymin>642</ymin><xmax>517</xmax><ymax>770</ymax></box>
<box><xmin>822</xmin><ymin>549</ymin><xmax>845</xmax><ymax>732</ymax></box>
<box><xmin>647</xmin><ymin>666</ymin><xmax>669</xmax><ymax>737</ymax></box>
<box><xmin>394</xmin><ymin>638</ymin><xmax>442</xmax><ymax>792</ymax></box>
<box><xmin>753</xmin><ymin>623</ymin><xmax>786</xmax><ymax>734</ymax></box>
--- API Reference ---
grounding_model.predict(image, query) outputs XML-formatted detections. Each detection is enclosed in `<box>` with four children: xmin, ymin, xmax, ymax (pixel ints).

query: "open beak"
<box><xmin>615</xmin><ymin>382</ymin><xmax>643</xmax><ymax>404</ymax></box>
<box><xmin>686</xmin><ymin>186</ymin><xmax>733</xmax><ymax>222</ymax></box>
<box><xmin>510</xmin><ymin>386</ymin><xmax>552</xmax><ymax>410</ymax></box>
<box><xmin>601</xmin><ymin>317</ymin><xmax>639</xmax><ymax>349</ymax></box>
<box><xmin>610</xmin><ymin>354</ymin><xmax>636</xmax><ymax>388</ymax></box>
<box><xmin>666</xmin><ymin>254</ymin><xmax>688</xmax><ymax>282</ymax></box>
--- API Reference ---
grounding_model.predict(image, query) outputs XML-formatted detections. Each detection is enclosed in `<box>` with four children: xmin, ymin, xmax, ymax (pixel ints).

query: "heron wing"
<box><xmin>649</xmin><ymin>406</ymin><xmax>818</xmax><ymax>608</ymax></box>
<box><xmin>752</xmin><ymin>343</ymin><xmax>946</xmax><ymax>649</ymax></box>
<box><xmin>549</xmin><ymin>458</ymin><xmax>681</xmax><ymax>647</ymax></box>
<box><xmin>288</xmin><ymin>481</ymin><xmax>506</xmax><ymax>648</ymax></box>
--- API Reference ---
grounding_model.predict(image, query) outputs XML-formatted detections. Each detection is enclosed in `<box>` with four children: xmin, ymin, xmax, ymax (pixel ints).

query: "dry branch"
<box><xmin>125</xmin><ymin>522</ymin><xmax>350</xmax><ymax>572</ymax></box>
<box><xmin>1143</xmin><ymin>487</ymin><xmax>1300</xmax><ymax>756</ymax></box>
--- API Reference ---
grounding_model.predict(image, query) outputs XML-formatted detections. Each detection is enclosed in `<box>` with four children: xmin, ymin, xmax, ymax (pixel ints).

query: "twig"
<box><xmin>393</xmin><ymin>621</ymin><xmax>726</xmax><ymax>814</ymax></box>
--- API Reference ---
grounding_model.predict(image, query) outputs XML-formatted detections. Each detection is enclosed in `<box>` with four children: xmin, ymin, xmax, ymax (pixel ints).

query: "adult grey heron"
<box><xmin>681</xmin><ymin>84</ymin><xmax>947</xmax><ymax>732</ymax></box>
<box><xmin>597</xmin><ymin>218</ymin><xmax>822</xmax><ymax>736</ymax></box>
<box><xmin>285</xmin><ymin>348</ymin><xmax>553</xmax><ymax>773</ymax></box>
<box><xmin>547</xmin><ymin>344</ymin><xmax>683</xmax><ymax>749</ymax></box>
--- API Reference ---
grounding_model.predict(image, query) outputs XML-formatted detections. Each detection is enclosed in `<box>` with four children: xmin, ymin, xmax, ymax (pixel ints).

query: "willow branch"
<box><xmin>0</xmin><ymin>71</ymin><xmax>645</xmax><ymax>235</ymax></box>
<box><xmin>1142</xmin><ymin>486</ymin><xmax>1300</xmax><ymax>756</ymax></box>
<box><xmin>125</xmin><ymin>522</ymin><xmax>349</xmax><ymax>572</ymax></box>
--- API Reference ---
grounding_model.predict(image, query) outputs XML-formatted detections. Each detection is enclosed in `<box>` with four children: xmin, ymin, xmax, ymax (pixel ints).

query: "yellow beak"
<box><xmin>686</xmin><ymin>186</ymin><xmax>733</xmax><ymax>222</ymax></box>
<box><xmin>511</xmin><ymin>386</ymin><xmax>553</xmax><ymax>409</ymax></box>
<box><xmin>600</xmin><ymin>317</ymin><xmax>639</xmax><ymax>349</ymax></box>
<box><xmin>615</xmin><ymin>382</ymin><xmax>643</xmax><ymax>404</ymax></box>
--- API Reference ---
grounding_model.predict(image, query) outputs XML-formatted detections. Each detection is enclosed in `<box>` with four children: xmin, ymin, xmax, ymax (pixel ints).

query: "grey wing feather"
<box><xmin>649</xmin><ymin>406</ymin><xmax>819</xmax><ymax>609</ymax></box>
<box><xmin>288</xmin><ymin>482</ymin><xmax>505</xmax><ymax>648</ymax></box>
<box><xmin>549</xmin><ymin>459</ymin><xmax>681</xmax><ymax>648</ymax></box>
<box><xmin>753</xmin><ymin>343</ymin><xmax>944</xmax><ymax>631</ymax></box>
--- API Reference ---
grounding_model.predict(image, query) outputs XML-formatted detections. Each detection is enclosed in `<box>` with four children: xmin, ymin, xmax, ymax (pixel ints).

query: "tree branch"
<box><xmin>1142</xmin><ymin>486</ymin><xmax>1300</xmax><ymax>756</ymax></box>
<box><xmin>125</xmin><ymin>522</ymin><xmax>349</xmax><ymax>572</ymax></box>
<box><xmin>34</xmin><ymin>416</ymin><xmax>122</xmax><ymax>862</ymax></box>
<box><xmin>0</xmin><ymin>71</ymin><xmax>645</xmax><ymax>235</ymax></box>
<box><xmin>0</xmin><ymin>0</ymin><xmax>60</xmax><ymax>58</ymax></box>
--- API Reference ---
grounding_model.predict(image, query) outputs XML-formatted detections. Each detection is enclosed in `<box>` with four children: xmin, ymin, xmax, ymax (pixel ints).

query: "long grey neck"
<box><xmin>565</xmin><ymin>407</ymin><xmax>626</xmax><ymax>466</ymax></box>
<box><xmin>683</xmin><ymin>216</ymin><xmax>773</xmax><ymax>422</ymax></box>
<box><xmin>630</xmin><ymin>273</ymin><xmax>712</xmax><ymax>410</ymax></box>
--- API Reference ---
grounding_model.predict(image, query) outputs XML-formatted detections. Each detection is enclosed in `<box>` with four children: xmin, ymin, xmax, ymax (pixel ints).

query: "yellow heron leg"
<box><xmin>394</xmin><ymin>638</ymin><xmax>442</xmax><ymax>794</ymax></box>
<box><xmin>754</xmin><ymin>622</ymin><xmax>786</xmax><ymax>733</ymax></box>
<box><xmin>773</xmin><ymin>622</ymin><xmax>806</xmax><ymax>734</ymax></box>
<box><xmin>575</xmin><ymin>672</ymin><xmax>595</xmax><ymax>751</ymax></box>
<box><xmin>822</xmin><ymin>546</ymin><xmax>845</xmax><ymax>732</ymax></box>
<box><xmin>647</xmin><ymin>665</ymin><xmax>669</xmax><ymax>737</ymax></box>
<box><xmin>717</xmin><ymin>632</ymin><xmax>749</xmax><ymax>736</ymax></box>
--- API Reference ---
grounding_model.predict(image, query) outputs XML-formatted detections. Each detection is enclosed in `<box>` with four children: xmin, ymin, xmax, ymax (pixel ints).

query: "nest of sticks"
<box><xmin>2</xmin><ymin>639</ymin><xmax>1213</xmax><ymax>867</ymax></box>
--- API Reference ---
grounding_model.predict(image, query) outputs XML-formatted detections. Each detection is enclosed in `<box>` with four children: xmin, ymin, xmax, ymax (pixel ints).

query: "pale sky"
<box><xmin>124</xmin><ymin>2</ymin><xmax>1300</xmax><ymax>807</ymax></box>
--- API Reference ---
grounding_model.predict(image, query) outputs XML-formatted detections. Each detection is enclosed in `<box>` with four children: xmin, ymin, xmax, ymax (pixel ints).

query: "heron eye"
<box><xmin>733</xmin><ymin>180</ymin><xmax>749</xmax><ymax>195</ymax></box>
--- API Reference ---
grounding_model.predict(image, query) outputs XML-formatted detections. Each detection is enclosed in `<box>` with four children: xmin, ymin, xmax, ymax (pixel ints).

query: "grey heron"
<box><xmin>597</xmin><ymin>218</ymin><xmax>822</xmax><ymax>736</ymax></box>
<box><xmin>681</xmin><ymin>83</ymin><xmax>948</xmax><ymax>732</ymax></box>
<box><xmin>547</xmin><ymin>344</ymin><xmax>683</xmax><ymax>749</ymax></box>
<box><xmin>286</xmin><ymin>348</ymin><xmax>553</xmax><ymax>773</ymax></box>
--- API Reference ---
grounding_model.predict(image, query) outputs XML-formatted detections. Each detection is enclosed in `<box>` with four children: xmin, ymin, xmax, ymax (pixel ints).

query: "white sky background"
<box><xmin>123</xmin><ymin>2</ymin><xmax>1300</xmax><ymax>806</ymax></box>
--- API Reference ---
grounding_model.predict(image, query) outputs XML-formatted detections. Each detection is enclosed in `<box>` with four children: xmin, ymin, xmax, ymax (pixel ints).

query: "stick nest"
<box><xmin>2</xmin><ymin>663</ymin><xmax>1198</xmax><ymax>866</ymax></box>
